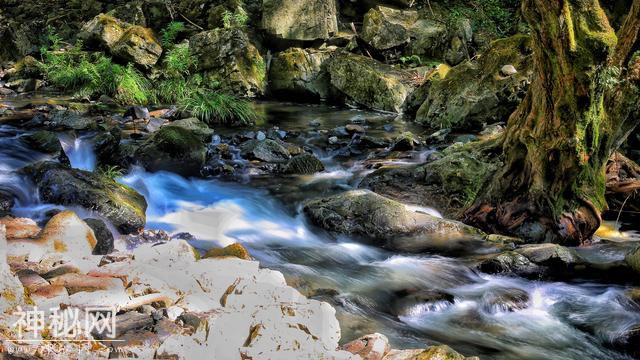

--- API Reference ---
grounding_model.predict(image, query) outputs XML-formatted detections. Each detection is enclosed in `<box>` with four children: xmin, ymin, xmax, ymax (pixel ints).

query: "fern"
<box><xmin>160</xmin><ymin>21</ymin><xmax>186</xmax><ymax>49</ymax></box>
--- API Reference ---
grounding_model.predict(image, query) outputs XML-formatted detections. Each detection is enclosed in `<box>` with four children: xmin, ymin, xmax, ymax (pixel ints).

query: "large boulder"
<box><xmin>163</xmin><ymin>117</ymin><xmax>214</xmax><ymax>142</ymax></box>
<box><xmin>112</xmin><ymin>25</ymin><xmax>163</xmax><ymax>67</ymax></box>
<box><xmin>415</xmin><ymin>35</ymin><xmax>532</xmax><ymax>131</ymax></box>
<box><xmin>79</xmin><ymin>14</ymin><xmax>162</xmax><ymax>67</ymax></box>
<box><xmin>361</xmin><ymin>6</ymin><xmax>418</xmax><ymax>51</ymax></box>
<box><xmin>327</xmin><ymin>52</ymin><xmax>413</xmax><ymax>113</ymax></box>
<box><xmin>0</xmin><ymin>225</ymin><xmax>25</xmax><ymax>312</ymax></box>
<box><xmin>269</xmin><ymin>47</ymin><xmax>336</xmax><ymax>101</ymax></box>
<box><xmin>262</xmin><ymin>0</ymin><xmax>338</xmax><ymax>41</ymax></box>
<box><xmin>22</xmin><ymin>161</ymin><xmax>147</xmax><ymax>234</ymax></box>
<box><xmin>303</xmin><ymin>190</ymin><xmax>484</xmax><ymax>251</ymax></box>
<box><xmin>22</xmin><ymin>130</ymin><xmax>62</xmax><ymax>154</ymax></box>
<box><xmin>190</xmin><ymin>28</ymin><xmax>266</xmax><ymax>97</ymax></box>
<box><xmin>135</xmin><ymin>126</ymin><xmax>207</xmax><ymax>177</ymax></box>
<box><xmin>48</xmin><ymin>109</ymin><xmax>96</xmax><ymax>131</ymax></box>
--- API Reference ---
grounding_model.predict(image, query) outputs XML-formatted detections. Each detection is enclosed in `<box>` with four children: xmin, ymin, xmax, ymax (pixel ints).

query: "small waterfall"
<box><xmin>58</xmin><ymin>133</ymin><xmax>96</xmax><ymax>171</ymax></box>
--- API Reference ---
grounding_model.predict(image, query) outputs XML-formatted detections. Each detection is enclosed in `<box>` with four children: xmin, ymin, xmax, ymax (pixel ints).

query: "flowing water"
<box><xmin>1</xmin><ymin>101</ymin><xmax>640</xmax><ymax>359</ymax></box>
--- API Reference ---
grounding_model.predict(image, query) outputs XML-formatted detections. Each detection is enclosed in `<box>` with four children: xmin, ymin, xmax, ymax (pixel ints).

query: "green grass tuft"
<box><xmin>180</xmin><ymin>91</ymin><xmax>257</xmax><ymax>126</ymax></box>
<box><xmin>160</xmin><ymin>21</ymin><xmax>186</xmax><ymax>49</ymax></box>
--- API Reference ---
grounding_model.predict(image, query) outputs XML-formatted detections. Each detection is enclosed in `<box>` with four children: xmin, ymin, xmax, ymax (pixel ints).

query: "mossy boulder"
<box><xmin>79</xmin><ymin>14</ymin><xmax>162</xmax><ymax>67</ymax></box>
<box><xmin>22</xmin><ymin>161</ymin><xmax>147</xmax><ymax>234</ymax></box>
<box><xmin>163</xmin><ymin>117</ymin><xmax>214</xmax><ymax>142</ymax></box>
<box><xmin>112</xmin><ymin>25</ymin><xmax>162</xmax><ymax>67</ymax></box>
<box><xmin>303</xmin><ymin>190</ymin><xmax>484</xmax><ymax>251</ymax></box>
<box><xmin>203</xmin><ymin>243</ymin><xmax>251</xmax><ymax>260</ymax></box>
<box><xmin>283</xmin><ymin>153</ymin><xmax>325</xmax><ymax>175</ymax></box>
<box><xmin>262</xmin><ymin>0</ymin><xmax>338</xmax><ymax>41</ymax></box>
<box><xmin>269</xmin><ymin>47</ymin><xmax>336</xmax><ymax>101</ymax></box>
<box><xmin>415</xmin><ymin>34</ymin><xmax>533</xmax><ymax>131</ymax></box>
<box><xmin>22</xmin><ymin>130</ymin><xmax>62</xmax><ymax>154</ymax></box>
<box><xmin>361</xmin><ymin>6</ymin><xmax>418</xmax><ymax>51</ymax></box>
<box><xmin>135</xmin><ymin>126</ymin><xmax>206</xmax><ymax>177</ymax></box>
<box><xmin>190</xmin><ymin>28</ymin><xmax>265</xmax><ymax>97</ymax></box>
<box><xmin>48</xmin><ymin>109</ymin><xmax>96</xmax><ymax>130</ymax></box>
<box><xmin>327</xmin><ymin>52</ymin><xmax>413</xmax><ymax>113</ymax></box>
<box><xmin>79</xmin><ymin>14</ymin><xmax>128</xmax><ymax>49</ymax></box>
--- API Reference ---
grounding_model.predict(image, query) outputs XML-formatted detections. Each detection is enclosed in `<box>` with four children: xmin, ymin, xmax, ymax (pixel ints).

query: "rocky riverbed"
<box><xmin>0</xmin><ymin>96</ymin><xmax>638</xmax><ymax>359</ymax></box>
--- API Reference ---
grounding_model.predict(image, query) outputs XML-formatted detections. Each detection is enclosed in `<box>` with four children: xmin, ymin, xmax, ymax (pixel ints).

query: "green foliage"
<box><xmin>180</xmin><ymin>91</ymin><xmax>257</xmax><ymax>126</ymax></box>
<box><xmin>441</xmin><ymin>0</ymin><xmax>519</xmax><ymax>37</ymax></box>
<box><xmin>163</xmin><ymin>43</ymin><xmax>195</xmax><ymax>77</ymax></box>
<box><xmin>598</xmin><ymin>66</ymin><xmax>622</xmax><ymax>90</ymax></box>
<box><xmin>400</xmin><ymin>55</ymin><xmax>422</xmax><ymax>66</ymax></box>
<box><xmin>97</xmin><ymin>165</ymin><xmax>124</xmax><ymax>180</ymax></box>
<box><xmin>160</xmin><ymin>21</ymin><xmax>186</xmax><ymax>49</ymax></box>
<box><xmin>222</xmin><ymin>7</ymin><xmax>249</xmax><ymax>29</ymax></box>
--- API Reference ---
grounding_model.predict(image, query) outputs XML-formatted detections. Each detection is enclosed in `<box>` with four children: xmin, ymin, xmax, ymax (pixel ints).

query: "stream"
<box><xmin>1</xmin><ymin>101</ymin><xmax>639</xmax><ymax>359</ymax></box>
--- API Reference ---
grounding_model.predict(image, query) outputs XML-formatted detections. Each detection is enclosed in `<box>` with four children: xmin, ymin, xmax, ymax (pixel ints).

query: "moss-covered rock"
<box><xmin>112</xmin><ymin>25</ymin><xmax>162</xmax><ymax>67</ymax></box>
<box><xmin>262</xmin><ymin>0</ymin><xmax>338</xmax><ymax>41</ymax></box>
<box><xmin>203</xmin><ymin>243</ymin><xmax>251</xmax><ymax>260</ymax></box>
<box><xmin>22</xmin><ymin>161</ymin><xmax>147</xmax><ymax>234</ymax></box>
<box><xmin>283</xmin><ymin>153</ymin><xmax>325</xmax><ymax>175</ymax></box>
<box><xmin>190</xmin><ymin>28</ymin><xmax>265</xmax><ymax>97</ymax></box>
<box><xmin>163</xmin><ymin>117</ymin><xmax>214</xmax><ymax>142</ymax></box>
<box><xmin>327</xmin><ymin>52</ymin><xmax>413</xmax><ymax>113</ymax></box>
<box><xmin>303</xmin><ymin>190</ymin><xmax>484</xmax><ymax>251</ymax></box>
<box><xmin>135</xmin><ymin>126</ymin><xmax>206</xmax><ymax>177</ymax></box>
<box><xmin>22</xmin><ymin>130</ymin><xmax>62</xmax><ymax>154</ymax></box>
<box><xmin>48</xmin><ymin>109</ymin><xmax>96</xmax><ymax>131</ymax></box>
<box><xmin>269</xmin><ymin>47</ymin><xmax>336</xmax><ymax>101</ymax></box>
<box><xmin>361</xmin><ymin>6</ymin><xmax>418</xmax><ymax>51</ymax></box>
<box><xmin>79</xmin><ymin>14</ymin><xmax>162</xmax><ymax>67</ymax></box>
<box><xmin>416</xmin><ymin>34</ymin><xmax>533</xmax><ymax>131</ymax></box>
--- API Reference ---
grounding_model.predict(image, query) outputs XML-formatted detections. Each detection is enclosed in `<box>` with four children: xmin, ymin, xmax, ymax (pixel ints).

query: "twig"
<box><xmin>180</xmin><ymin>13</ymin><xmax>204</xmax><ymax>31</ymax></box>
<box><xmin>615</xmin><ymin>193</ymin><xmax>633</xmax><ymax>230</ymax></box>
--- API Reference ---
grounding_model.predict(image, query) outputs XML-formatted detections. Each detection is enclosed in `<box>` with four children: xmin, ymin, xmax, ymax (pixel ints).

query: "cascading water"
<box><xmin>1</xmin><ymin>104</ymin><xmax>640</xmax><ymax>360</ymax></box>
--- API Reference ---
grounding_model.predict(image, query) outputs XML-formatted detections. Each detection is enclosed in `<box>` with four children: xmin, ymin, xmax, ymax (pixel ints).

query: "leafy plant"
<box><xmin>163</xmin><ymin>43</ymin><xmax>195</xmax><ymax>77</ymax></box>
<box><xmin>97</xmin><ymin>165</ymin><xmax>124</xmax><ymax>179</ymax></box>
<box><xmin>222</xmin><ymin>7</ymin><xmax>249</xmax><ymax>29</ymax></box>
<box><xmin>400</xmin><ymin>55</ymin><xmax>422</xmax><ymax>66</ymax></box>
<box><xmin>180</xmin><ymin>91</ymin><xmax>257</xmax><ymax>126</ymax></box>
<box><xmin>160</xmin><ymin>21</ymin><xmax>186</xmax><ymax>49</ymax></box>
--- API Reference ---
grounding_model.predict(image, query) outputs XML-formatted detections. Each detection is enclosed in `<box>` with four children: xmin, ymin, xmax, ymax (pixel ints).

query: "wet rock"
<box><xmin>358</xmin><ymin>135</ymin><xmax>389</xmax><ymax>149</ymax></box>
<box><xmin>146</xmin><ymin>117</ymin><xmax>166</xmax><ymax>133</ymax></box>
<box><xmin>203</xmin><ymin>243</ymin><xmax>251</xmax><ymax>260</ymax></box>
<box><xmin>361</xmin><ymin>6</ymin><xmax>418</xmax><ymax>51</ymax></box>
<box><xmin>240</xmin><ymin>139</ymin><xmax>291</xmax><ymax>163</ymax></box>
<box><xmin>23</xmin><ymin>162</ymin><xmax>147</xmax><ymax>234</ymax></box>
<box><xmin>391</xmin><ymin>132</ymin><xmax>420</xmax><ymax>151</ymax></box>
<box><xmin>164</xmin><ymin>117</ymin><xmax>214</xmax><ymax>142</ymax></box>
<box><xmin>262</xmin><ymin>0</ymin><xmax>338</xmax><ymax>41</ymax></box>
<box><xmin>269</xmin><ymin>47</ymin><xmax>335</xmax><ymax>101</ymax></box>
<box><xmin>93</xmin><ymin>128</ymin><xmax>121</xmax><ymax>166</ymax></box>
<box><xmin>84</xmin><ymin>218</ymin><xmax>114</xmax><ymax>255</ymax></box>
<box><xmin>625</xmin><ymin>246</ymin><xmax>640</xmax><ymax>273</ymax></box>
<box><xmin>48</xmin><ymin>109</ymin><xmax>96</xmax><ymax>130</ymax></box>
<box><xmin>406</xmin><ymin>19</ymin><xmax>449</xmax><ymax>60</ymax></box>
<box><xmin>0</xmin><ymin>217</ymin><xmax>40</xmax><ymax>239</ymax></box>
<box><xmin>123</xmin><ymin>229</ymin><xmax>171</xmax><ymax>249</ymax></box>
<box><xmin>284</xmin><ymin>153</ymin><xmax>325</xmax><ymax>175</ymax></box>
<box><xmin>327</xmin><ymin>52</ymin><xmax>412</xmax><ymax>113</ymax></box>
<box><xmin>0</xmin><ymin>190</ymin><xmax>14</xmax><ymax>216</ymax></box>
<box><xmin>391</xmin><ymin>290</ymin><xmax>454</xmax><ymax>317</ymax></box>
<box><xmin>112</xmin><ymin>26</ymin><xmax>162</xmax><ymax>67</ymax></box>
<box><xmin>341</xmin><ymin>333</ymin><xmax>391</xmax><ymax>360</ymax></box>
<box><xmin>303</xmin><ymin>190</ymin><xmax>484</xmax><ymax>250</ymax></box>
<box><xmin>515</xmin><ymin>243</ymin><xmax>580</xmax><ymax>267</ymax></box>
<box><xmin>416</xmin><ymin>35</ymin><xmax>532</xmax><ymax>131</ymax></box>
<box><xmin>190</xmin><ymin>28</ymin><xmax>265</xmax><ymax>97</ymax></box>
<box><xmin>135</xmin><ymin>126</ymin><xmax>207</xmax><ymax>177</ymax></box>
<box><xmin>478</xmin><ymin>251</ymin><xmax>541</xmax><ymax>276</ymax></box>
<box><xmin>481</xmin><ymin>288</ymin><xmax>529</xmax><ymax>313</ymax></box>
<box><xmin>22</xmin><ymin>130</ymin><xmax>62</xmax><ymax>154</ymax></box>
<box><xmin>7</xmin><ymin>78</ymin><xmax>43</xmax><ymax>93</ymax></box>
<box><xmin>346</xmin><ymin>124</ymin><xmax>365</xmax><ymax>134</ymax></box>
<box><xmin>383</xmin><ymin>345</ymin><xmax>476</xmax><ymax>360</ymax></box>
<box><xmin>124</xmin><ymin>106</ymin><xmax>150</xmax><ymax>120</ymax></box>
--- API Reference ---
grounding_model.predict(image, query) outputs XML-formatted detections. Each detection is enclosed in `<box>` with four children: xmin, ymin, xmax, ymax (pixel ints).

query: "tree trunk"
<box><xmin>464</xmin><ymin>0</ymin><xmax>640</xmax><ymax>245</ymax></box>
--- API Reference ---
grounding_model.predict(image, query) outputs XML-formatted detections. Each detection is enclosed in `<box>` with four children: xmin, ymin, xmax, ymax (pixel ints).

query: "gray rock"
<box><xmin>262</xmin><ymin>0</ymin><xmax>338</xmax><ymax>41</ymax></box>
<box><xmin>125</xmin><ymin>106</ymin><xmax>150</xmax><ymax>120</ymax></box>
<box><xmin>164</xmin><ymin>117</ymin><xmax>214</xmax><ymax>141</ymax></box>
<box><xmin>269</xmin><ymin>47</ymin><xmax>335</xmax><ymax>100</ymax></box>
<box><xmin>240</xmin><ymin>139</ymin><xmax>291</xmax><ymax>163</ymax></box>
<box><xmin>284</xmin><ymin>153</ymin><xmax>325</xmax><ymax>175</ymax></box>
<box><xmin>500</xmin><ymin>64</ymin><xmax>518</xmax><ymax>76</ymax></box>
<box><xmin>361</xmin><ymin>6</ymin><xmax>418</xmax><ymax>51</ymax></box>
<box><xmin>22</xmin><ymin>161</ymin><xmax>147</xmax><ymax>234</ymax></box>
<box><xmin>22</xmin><ymin>130</ymin><xmax>62</xmax><ymax>154</ymax></box>
<box><xmin>48</xmin><ymin>110</ymin><xmax>96</xmax><ymax>130</ymax></box>
<box><xmin>135</xmin><ymin>126</ymin><xmax>207</xmax><ymax>177</ymax></box>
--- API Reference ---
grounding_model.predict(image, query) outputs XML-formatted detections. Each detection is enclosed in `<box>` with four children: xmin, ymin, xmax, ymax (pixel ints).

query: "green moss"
<box><xmin>204</xmin><ymin>243</ymin><xmax>251</xmax><ymax>260</ymax></box>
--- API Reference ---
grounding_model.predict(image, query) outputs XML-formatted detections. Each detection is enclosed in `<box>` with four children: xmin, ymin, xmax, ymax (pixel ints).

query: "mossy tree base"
<box><xmin>463</xmin><ymin>0</ymin><xmax>640</xmax><ymax>245</ymax></box>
